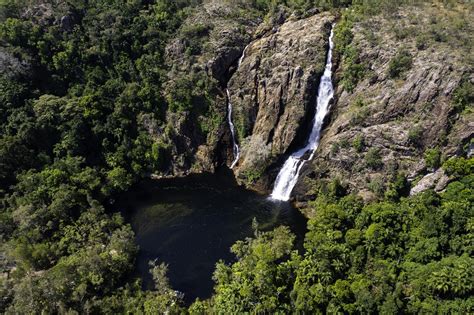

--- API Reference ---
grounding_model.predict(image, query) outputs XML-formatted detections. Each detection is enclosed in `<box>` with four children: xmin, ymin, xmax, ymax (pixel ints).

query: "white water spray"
<box><xmin>227</xmin><ymin>44</ymin><xmax>249</xmax><ymax>169</ymax></box>
<box><xmin>271</xmin><ymin>25</ymin><xmax>335</xmax><ymax>201</ymax></box>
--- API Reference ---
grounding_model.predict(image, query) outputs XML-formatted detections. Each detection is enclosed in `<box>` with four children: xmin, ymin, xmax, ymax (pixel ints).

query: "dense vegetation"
<box><xmin>0</xmin><ymin>0</ymin><xmax>198</xmax><ymax>312</ymax></box>
<box><xmin>191</xmin><ymin>157</ymin><xmax>473</xmax><ymax>313</ymax></box>
<box><xmin>1</xmin><ymin>0</ymin><xmax>472</xmax><ymax>313</ymax></box>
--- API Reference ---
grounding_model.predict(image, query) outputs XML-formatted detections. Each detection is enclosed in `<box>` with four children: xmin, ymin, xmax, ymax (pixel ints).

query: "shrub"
<box><xmin>328</xmin><ymin>177</ymin><xmax>347</xmax><ymax>198</ymax></box>
<box><xmin>442</xmin><ymin>157</ymin><xmax>474</xmax><ymax>178</ymax></box>
<box><xmin>181</xmin><ymin>23</ymin><xmax>212</xmax><ymax>56</ymax></box>
<box><xmin>424</xmin><ymin>147</ymin><xmax>441</xmax><ymax>169</ymax></box>
<box><xmin>350</xmin><ymin>107</ymin><xmax>370</xmax><ymax>126</ymax></box>
<box><xmin>352</xmin><ymin>135</ymin><xmax>365</xmax><ymax>152</ymax></box>
<box><xmin>166</xmin><ymin>77</ymin><xmax>193</xmax><ymax>112</ymax></box>
<box><xmin>341</xmin><ymin>45</ymin><xmax>365</xmax><ymax>92</ymax></box>
<box><xmin>453</xmin><ymin>81</ymin><xmax>474</xmax><ymax>113</ymax></box>
<box><xmin>388</xmin><ymin>49</ymin><xmax>412</xmax><ymax>78</ymax></box>
<box><xmin>353</xmin><ymin>97</ymin><xmax>365</xmax><ymax>107</ymax></box>
<box><xmin>368</xmin><ymin>175</ymin><xmax>385</xmax><ymax>197</ymax></box>
<box><xmin>334</xmin><ymin>10</ymin><xmax>365</xmax><ymax>93</ymax></box>
<box><xmin>408</xmin><ymin>125</ymin><xmax>423</xmax><ymax>146</ymax></box>
<box><xmin>385</xmin><ymin>173</ymin><xmax>409</xmax><ymax>201</ymax></box>
<box><xmin>430</xmin><ymin>25</ymin><xmax>447</xmax><ymax>42</ymax></box>
<box><xmin>340</xmin><ymin>138</ymin><xmax>350</xmax><ymax>148</ymax></box>
<box><xmin>365</xmin><ymin>147</ymin><xmax>383</xmax><ymax>169</ymax></box>
<box><xmin>415</xmin><ymin>34</ymin><xmax>429</xmax><ymax>50</ymax></box>
<box><xmin>334</xmin><ymin>13</ymin><xmax>354</xmax><ymax>55</ymax></box>
<box><xmin>394</xmin><ymin>26</ymin><xmax>410</xmax><ymax>40</ymax></box>
<box><xmin>243</xmin><ymin>167</ymin><xmax>264</xmax><ymax>184</ymax></box>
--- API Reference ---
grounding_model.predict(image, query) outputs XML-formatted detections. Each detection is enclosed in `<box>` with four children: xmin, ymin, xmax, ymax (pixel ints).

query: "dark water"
<box><xmin>117</xmin><ymin>169</ymin><xmax>307</xmax><ymax>304</ymax></box>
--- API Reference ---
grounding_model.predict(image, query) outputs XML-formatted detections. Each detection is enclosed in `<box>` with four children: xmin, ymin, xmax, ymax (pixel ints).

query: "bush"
<box><xmin>353</xmin><ymin>97</ymin><xmax>365</xmax><ymax>107</ymax></box>
<box><xmin>453</xmin><ymin>81</ymin><xmax>474</xmax><ymax>113</ymax></box>
<box><xmin>424</xmin><ymin>147</ymin><xmax>441</xmax><ymax>169</ymax></box>
<box><xmin>394</xmin><ymin>26</ymin><xmax>410</xmax><ymax>40</ymax></box>
<box><xmin>341</xmin><ymin>45</ymin><xmax>365</xmax><ymax>92</ymax></box>
<box><xmin>242</xmin><ymin>167</ymin><xmax>264</xmax><ymax>184</ymax></box>
<box><xmin>415</xmin><ymin>34</ymin><xmax>429</xmax><ymax>50</ymax></box>
<box><xmin>350</xmin><ymin>107</ymin><xmax>370</xmax><ymax>126</ymax></box>
<box><xmin>430</xmin><ymin>25</ymin><xmax>447</xmax><ymax>42</ymax></box>
<box><xmin>368</xmin><ymin>175</ymin><xmax>385</xmax><ymax>197</ymax></box>
<box><xmin>181</xmin><ymin>23</ymin><xmax>211</xmax><ymax>56</ymax></box>
<box><xmin>352</xmin><ymin>134</ymin><xmax>365</xmax><ymax>152</ymax></box>
<box><xmin>166</xmin><ymin>77</ymin><xmax>193</xmax><ymax>112</ymax></box>
<box><xmin>385</xmin><ymin>173</ymin><xmax>409</xmax><ymax>201</ymax></box>
<box><xmin>388</xmin><ymin>49</ymin><xmax>412</xmax><ymax>78</ymax></box>
<box><xmin>442</xmin><ymin>157</ymin><xmax>474</xmax><ymax>178</ymax></box>
<box><xmin>365</xmin><ymin>147</ymin><xmax>383</xmax><ymax>169</ymax></box>
<box><xmin>340</xmin><ymin>138</ymin><xmax>350</xmax><ymax>148</ymax></box>
<box><xmin>334</xmin><ymin>13</ymin><xmax>354</xmax><ymax>55</ymax></box>
<box><xmin>408</xmin><ymin>125</ymin><xmax>424</xmax><ymax>146</ymax></box>
<box><xmin>328</xmin><ymin>177</ymin><xmax>347</xmax><ymax>198</ymax></box>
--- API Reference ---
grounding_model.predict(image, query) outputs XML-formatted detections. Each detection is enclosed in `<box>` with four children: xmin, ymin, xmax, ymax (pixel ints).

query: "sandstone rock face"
<box><xmin>228</xmin><ymin>12</ymin><xmax>335</xmax><ymax>189</ymax></box>
<box><xmin>293</xmin><ymin>4</ymin><xmax>473</xmax><ymax>205</ymax></box>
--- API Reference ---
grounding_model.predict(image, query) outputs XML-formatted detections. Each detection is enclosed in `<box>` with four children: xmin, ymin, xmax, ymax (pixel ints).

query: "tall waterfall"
<box><xmin>271</xmin><ymin>25</ymin><xmax>335</xmax><ymax>201</ymax></box>
<box><xmin>227</xmin><ymin>44</ymin><xmax>249</xmax><ymax>169</ymax></box>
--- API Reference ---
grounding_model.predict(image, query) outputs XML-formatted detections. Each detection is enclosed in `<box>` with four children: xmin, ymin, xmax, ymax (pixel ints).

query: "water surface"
<box><xmin>117</xmin><ymin>169</ymin><xmax>307</xmax><ymax>304</ymax></box>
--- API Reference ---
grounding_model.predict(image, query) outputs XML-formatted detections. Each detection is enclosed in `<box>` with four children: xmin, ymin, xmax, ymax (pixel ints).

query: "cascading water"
<box><xmin>271</xmin><ymin>25</ymin><xmax>335</xmax><ymax>201</ymax></box>
<box><xmin>227</xmin><ymin>44</ymin><xmax>249</xmax><ymax>169</ymax></box>
<box><xmin>227</xmin><ymin>88</ymin><xmax>240</xmax><ymax>169</ymax></box>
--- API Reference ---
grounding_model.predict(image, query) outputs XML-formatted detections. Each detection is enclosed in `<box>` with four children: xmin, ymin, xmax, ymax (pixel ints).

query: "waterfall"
<box><xmin>270</xmin><ymin>25</ymin><xmax>335</xmax><ymax>201</ymax></box>
<box><xmin>227</xmin><ymin>44</ymin><xmax>249</xmax><ymax>169</ymax></box>
<box><xmin>238</xmin><ymin>44</ymin><xmax>249</xmax><ymax>67</ymax></box>
<box><xmin>227</xmin><ymin>88</ymin><xmax>240</xmax><ymax>169</ymax></box>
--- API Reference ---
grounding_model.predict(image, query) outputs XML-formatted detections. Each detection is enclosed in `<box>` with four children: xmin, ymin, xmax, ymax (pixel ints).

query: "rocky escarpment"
<box><xmin>292</xmin><ymin>3</ymin><xmax>473</xmax><ymax>209</ymax></box>
<box><xmin>150</xmin><ymin>1</ymin><xmax>472</xmax><ymax>205</ymax></box>
<box><xmin>228</xmin><ymin>12</ymin><xmax>335</xmax><ymax>191</ymax></box>
<box><xmin>152</xmin><ymin>1</ymin><xmax>261</xmax><ymax>176</ymax></box>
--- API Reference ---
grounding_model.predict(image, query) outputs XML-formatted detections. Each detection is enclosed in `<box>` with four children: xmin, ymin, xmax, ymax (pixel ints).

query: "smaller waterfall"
<box><xmin>227</xmin><ymin>44</ymin><xmax>250</xmax><ymax>169</ymax></box>
<box><xmin>227</xmin><ymin>88</ymin><xmax>240</xmax><ymax>169</ymax></box>
<box><xmin>238</xmin><ymin>44</ymin><xmax>249</xmax><ymax>67</ymax></box>
<box><xmin>271</xmin><ymin>25</ymin><xmax>335</xmax><ymax>201</ymax></box>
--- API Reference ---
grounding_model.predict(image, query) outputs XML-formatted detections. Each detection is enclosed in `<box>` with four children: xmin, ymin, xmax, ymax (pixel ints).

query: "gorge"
<box><xmin>118</xmin><ymin>25</ymin><xmax>337</xmax><ymax>303</ymax></box>
<box><xmin>1</xmin><ymin>0</ymin><xmax>473</xmax><ymax>313</ymax></box>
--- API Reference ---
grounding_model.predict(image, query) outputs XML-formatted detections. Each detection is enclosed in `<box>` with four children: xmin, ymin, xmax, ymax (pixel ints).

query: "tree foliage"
<box><xmin>204</xmin><ymin>161</ymin><xmax>474</xmax><ymax>313</ymax></box>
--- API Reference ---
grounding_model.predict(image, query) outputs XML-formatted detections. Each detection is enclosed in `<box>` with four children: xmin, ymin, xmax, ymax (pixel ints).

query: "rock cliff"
<box><xmin>153</xmin><ymin>1</ymin><xmax>472</xmax><ymax>206</ymax></box>
<box><xmin>292</xmin><ymin>3</ymin><xmax>473</xmax><ymax>209</ymax></box>
<box><xmin>155</xmin><ymin>1</ymin><xmax>261</xmax><ymax>176</ymax></box>
<box><xmin>228</xmin><ymin>12</ymin><xmax>335</xmax><ymax>190</ymax></box>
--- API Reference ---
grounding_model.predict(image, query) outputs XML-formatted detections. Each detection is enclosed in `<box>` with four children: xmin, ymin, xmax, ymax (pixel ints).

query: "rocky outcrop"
<box><xmin>0</xmin><ymin>51</ymin><xmax>29</xmax><ymax>79</ymax></box>
<box><xmin>228</xmin><ymin>12</ymin><xmax>335</xmax><ymax>190</ymax></box>
<box><xmin>293</xmin><ymin>4</ymin><xmax>473</xmax><ymax>205</ymax></box>
<box><xmin>410</xmin><ymin>168</ymin><xmax>450</xmax><ymax>195</ymax></box>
